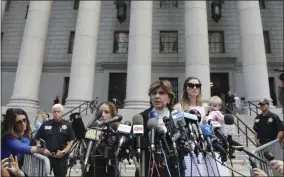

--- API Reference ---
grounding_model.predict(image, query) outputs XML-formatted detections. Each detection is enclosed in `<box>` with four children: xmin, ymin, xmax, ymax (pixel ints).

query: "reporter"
<box><xmin>1</xmin><ymin>108</ymin><xmax>51</xmax><ymax>163</ymax></box>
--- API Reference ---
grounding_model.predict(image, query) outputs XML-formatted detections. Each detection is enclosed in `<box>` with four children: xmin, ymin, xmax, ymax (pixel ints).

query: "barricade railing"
<box><xmin>21</xmin><ymin>153</ymin><xmax>51</xmax><ymax>177</ymax></box>
<box><xmin>248</xmin><ymin>139</ymin><xmax>283</xmax><ymax>176</ymax></box>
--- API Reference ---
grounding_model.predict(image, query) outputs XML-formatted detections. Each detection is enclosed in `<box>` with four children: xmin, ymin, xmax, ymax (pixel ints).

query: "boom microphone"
<box><xmin>132</xmin><ymin>114</ymin><xmax>144</xmax><ymax>154</ymax></box>
<box><xmin>96</xmin><ymin>115</ymin><xmax>123</xmax><ymax>126</ymax></box>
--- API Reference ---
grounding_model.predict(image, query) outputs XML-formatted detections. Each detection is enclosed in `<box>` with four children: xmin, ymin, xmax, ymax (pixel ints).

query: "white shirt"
<box><xmin>234</xmin><ymin>96</ymin><xmax>240</xmax><ymax>107</ymax></box>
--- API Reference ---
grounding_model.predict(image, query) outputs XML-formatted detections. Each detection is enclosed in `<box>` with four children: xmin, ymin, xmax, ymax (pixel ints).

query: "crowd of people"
<box><xmin>1</xmin><ymin>76</ymin><xmax>283</xmax><ymax>177</ymax></box>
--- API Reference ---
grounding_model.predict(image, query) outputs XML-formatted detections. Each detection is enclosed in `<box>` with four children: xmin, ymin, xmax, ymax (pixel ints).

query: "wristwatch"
<box><xmin>61</xmin><ymin>151</ymin><xmax>66</xmax><ymax>155</ymax></box>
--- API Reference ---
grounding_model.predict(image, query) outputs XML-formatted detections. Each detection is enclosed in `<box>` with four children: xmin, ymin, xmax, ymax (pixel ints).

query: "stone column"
<box><xmin>8</xmin><ymin>1</ymin><xmax>52</xmax><ymax>108</ymax></box>
<box><xmin>184</xmin><ymin>1</ymin><xmax>211</xmax><ymax>101</ymax></box>
<box><xmin>2</xmin><ymin>0</ymin><xmax>7</xmax><ymax>21</ymax></box>
<box><xmin>123</xmin><ymin>1</ymin><xmax>153</xmax><ymax>109</ymax></box>
<box><xmin>64</xmin><ymin>1</ymin><xmax>101</xmax><ymax>108</ymax></box>
<box><xmin>237</xmin><ymin>1</ymin><xmax>271</xmax><ymax>103</ymax></box>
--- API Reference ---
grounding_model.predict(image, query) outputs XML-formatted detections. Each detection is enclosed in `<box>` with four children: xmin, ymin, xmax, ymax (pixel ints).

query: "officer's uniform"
<box><xmin>253</xmin><ymin>111</ymin><xmax>284</xmax><ymax>145</ymax></box>
<box><xmin>35</xmin><ymin>119</ymin><xmax>75</xmax><ymax>177</ymax></box>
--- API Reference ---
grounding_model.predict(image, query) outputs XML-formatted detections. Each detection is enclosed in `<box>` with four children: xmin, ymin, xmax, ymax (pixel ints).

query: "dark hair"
<box><xmin>1</xmin><ymin>108</ymin><xmax>31</xmax><ymax>139</ymax></box>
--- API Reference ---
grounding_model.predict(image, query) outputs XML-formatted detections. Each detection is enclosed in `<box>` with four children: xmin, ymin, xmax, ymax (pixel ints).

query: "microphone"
<box><xmin>132</xmin><ymin>114</ymin><xmax>144</xmax><ymax>155</ymax></box>
<box><xmin>231</xmin><ymin>142</ymin><xmax>269</xmax><ymax>164</ymax></box>
<box><xmin>115</xmin><ymin>121</ymin><xmax>132</xmax><ymax>156</ymax></box>
<box><xmin>147</xmin><ymin>111</ymin><xmax>159</xmax><ymax>151</ymax></box>
<box><xmin>96</xmin><ymin>115</ymin><xmax>123</xmax><ymax>127</ymax></box>
<box><xmin>170</xmin><ymin>110</ymin><xmax>186</xmax><ymax>128</ymax></box>
<box><xmin>187</xmin><ymin>110</ymin><xmax>205</xmax><ymax>141</ymax></box>
<box><xmin>188</xmin><ymin>109</ymin><xmax>202</xmax><ymax>122</ymax></box>
<box><xmin>200</xmin><ymin>124</ymin><xmax>214</xmax><ymax>154</ymax></box>
<box><xmin>263</xmin><ymin>151</ymin><xmax>274</xmax><ymax>161</ymax></box>
<box><xmin>210</xmin><ymin>120</ymin><xmax>229</xmax><ymax>147</ymax></box>
<box><xmin>223</xmin><ymin>114</ymin><xmax>235</xmax><ymax>136</ymax></box>
<box><xmin>212</xmin><ymin>137</ymin><xmax>228</xmax><ymax>162</ymax></box>
<box><xmin>156</xmin><ymin>126</ymin><xmax>171</xmax><ymax>153</ymax></box>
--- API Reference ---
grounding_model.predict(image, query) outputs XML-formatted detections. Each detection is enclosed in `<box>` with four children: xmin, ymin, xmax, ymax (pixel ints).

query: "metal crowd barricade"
<box><xmin>248</xmin><ymin>139</ymin><xmax>284</xmax><ymax>176</ymax></box>
<box><xmin>21</xmin><ymin>153</ymin><xmax>51</xmax><ymax>177</ymax></box>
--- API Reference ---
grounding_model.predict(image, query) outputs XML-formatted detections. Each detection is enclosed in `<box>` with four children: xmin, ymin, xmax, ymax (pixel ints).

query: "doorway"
<box><xmin>269</xmin><ymin>77</ymin><xmax>277</xmax><ymax>106</ymax></box>
<box><xmin>108</xmin><ymin>73</ymin><xmax>127</xmax><ymax>107</ymax></box>
<box><xmin>62</xmin><ymin>77</ymin><xmax>70</xmax><ymax>105</ymax></box>
<box><xmin>210</xmin><ymin>73</ymin><xmax>229</xmax><ymax>102</ymax></box>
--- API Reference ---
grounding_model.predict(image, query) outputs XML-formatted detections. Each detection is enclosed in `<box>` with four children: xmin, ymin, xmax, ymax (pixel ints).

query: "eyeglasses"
<box><xmin>187</xmin><ymin>83</ymin><xmax>202</xmax><ymax>88</ymax></box>
<box><xmin>16</xmin><ymin>118</ymin><xmax>26</xmax><ymax>125</ymax></box>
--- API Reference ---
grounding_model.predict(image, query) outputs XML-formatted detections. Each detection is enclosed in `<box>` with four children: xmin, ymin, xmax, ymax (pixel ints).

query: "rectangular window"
<box><xmin>68</xmin><ymin>31</ymin><xmax>75</xmax><ymax>53</ymax></box>
<box><xmin>25</xmin><ymin>5</ymin><xmax>29</xmax><ymax>19</ymax></box>
<box><xmin>113</xmin><ymin>31</ymin><xmax>129</xmax><ymax>53</ymax></box>
<box><xmin>1</xmin><ymin>32</ymin><xmax>3</xmax><ymax>42</ymax></box>
<box><xmin>159</xmin><ymin>77</ymin><xmax>179</xmax><ymax>104</ymax></box>
<box><xmin>74</xmin><ymin>0</ymin><xmax>80</xmax><ymax>10</ymax></box>
<box><xmin>160</xmin><ymin>0</ymin><xmax>178</xmax><ymax>8</ymax></box>
<box><xmin>208</xmin><ymin>31</ymin><xmax>225</xmax><ymax>53</ymax></box>
<box><xmin>263</xmin><ymin>31</ymin><xmax>271</xmax><ymax>53</ymax></box>
<box><xmin>160</xmin><ymin>31</ymin><xmax>178</xmax><ymax>53</ymax></box>
<box><xmin>259</xmin><ymin>0</ymin><xmax>266</xmax><ymax>9</ymax></box>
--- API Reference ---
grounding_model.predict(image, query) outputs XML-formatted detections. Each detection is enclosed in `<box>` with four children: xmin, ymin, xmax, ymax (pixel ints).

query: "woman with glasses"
<box><xmin>139</xmin><ymin>80</ymin><xmax>183</xmax><ymax>177</ymax></box>
<box><xmin>1</xmin><ymin>108</ymin><xmax>51</xmax><ymax>163</ymax></box>
<box><xmin>173</xmin><ymin>77</ymin><xmax>229</xmax><ymax>176</ymax></box>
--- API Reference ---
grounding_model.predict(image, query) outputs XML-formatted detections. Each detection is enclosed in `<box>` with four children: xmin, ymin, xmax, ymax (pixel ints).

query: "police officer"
<box><xmin>35</xmin><ymin>104</ymin><xmax>75</xmax><ymax>177</ymax></box>
<box><xmin>253</xmin><ymin>99</ymin><xmax>284</xmax><ymax>146</ymax></box>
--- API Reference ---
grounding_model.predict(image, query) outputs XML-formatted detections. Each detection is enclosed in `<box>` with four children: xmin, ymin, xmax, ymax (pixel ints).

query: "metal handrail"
<box><xmin>247</xmin><ymin>101</ymin><xmax>260</xmax><ymax>116</ymax></box>
<box><xmin>222</xmin><ymin>103</ymin><xmax>256</xmax><ymax>147</ymax></box>
<box><xmin>62</xmin><ymin>100</ymin><xmax>96</xmax><ymax>118</ymax></box>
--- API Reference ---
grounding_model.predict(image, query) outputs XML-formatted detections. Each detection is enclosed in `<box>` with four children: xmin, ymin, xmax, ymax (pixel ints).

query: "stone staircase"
<box><xmin>0</xmin><ymin>105</ymin><xmax>262</xmax><ymax>176</ymax></box>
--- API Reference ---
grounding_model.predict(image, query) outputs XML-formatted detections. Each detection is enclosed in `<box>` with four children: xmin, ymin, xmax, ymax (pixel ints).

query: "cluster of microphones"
<box><xmin>69</xmin><ymin>109</ymin><xmax>279</xmax><ymax>177</ymax></box>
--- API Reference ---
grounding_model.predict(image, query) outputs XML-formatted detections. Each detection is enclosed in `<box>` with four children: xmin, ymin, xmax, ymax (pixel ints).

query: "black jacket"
<box><xmin>138</xmin><ymin>107</ymin><xmax>184</xmax><ymax>177</ymax></box>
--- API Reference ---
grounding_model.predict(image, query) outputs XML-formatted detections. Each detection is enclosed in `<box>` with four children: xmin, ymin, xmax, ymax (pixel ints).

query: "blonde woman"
<box><xmin>173</xmin><ymin>77</ymin><xmax>229</xmax><ymax>176</ymax></box>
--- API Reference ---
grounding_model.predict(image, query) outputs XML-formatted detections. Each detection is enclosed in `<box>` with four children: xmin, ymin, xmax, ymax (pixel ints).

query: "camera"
<box><xmin>274</xmin><ymin>69</ymin><xmax>284</xmax><ymax>81</ymax></box>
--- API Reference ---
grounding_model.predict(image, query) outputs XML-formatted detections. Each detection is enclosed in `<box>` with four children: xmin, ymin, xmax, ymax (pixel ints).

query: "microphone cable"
<box><xmin>150</xmin><ymin>152</ymin><xmax>160</xmax><ymax>177</ymax></box>
<box><xmin>161</xmin><ymin>148</ymin><xmax>172</xmax><ymax>177</ymax></box>
<box><xmin>176</xmin><ymin>155</ymin><xmax>181</xmax><ymax>177</ymax></box>
<box><xmin>193</xmin><ymin>141</ymin><xmax>247</xmax><ymax>177</ymax></box>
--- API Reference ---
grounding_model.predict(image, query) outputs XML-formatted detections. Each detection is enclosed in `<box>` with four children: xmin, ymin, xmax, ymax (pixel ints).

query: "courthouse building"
<box><xmin>1</xmin><ymin>0</ymin><xmax>283</xmax><ymax>112</ymax></box>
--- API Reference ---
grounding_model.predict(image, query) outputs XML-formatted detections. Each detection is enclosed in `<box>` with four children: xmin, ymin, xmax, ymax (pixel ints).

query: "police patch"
<box><xmin>268</xmin><ymin>118</ymin><xmax>273</xmax><ymax>122</ymax></box>
<box><xmin>62</xmin><ymin>125</ymin><xmax>67</xmax><ymax>130</ymax></box>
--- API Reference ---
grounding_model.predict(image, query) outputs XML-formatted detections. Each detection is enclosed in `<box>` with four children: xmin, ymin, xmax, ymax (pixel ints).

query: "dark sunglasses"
<box><xmin>187</xmin><ymin>83</ymin><xmax>202</xmax><ymax>88</ymax></box>
<box><xmin>16</xmin><ymin>118</ymin><xmax>26</xmax><ymax>125</ymax></box>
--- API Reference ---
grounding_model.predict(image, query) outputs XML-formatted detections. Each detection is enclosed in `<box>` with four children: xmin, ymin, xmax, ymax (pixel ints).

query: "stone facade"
<box><xmin>1</xmin><ymin>1</ymin><xmax>283</xmax><ymax>111</ymax></box>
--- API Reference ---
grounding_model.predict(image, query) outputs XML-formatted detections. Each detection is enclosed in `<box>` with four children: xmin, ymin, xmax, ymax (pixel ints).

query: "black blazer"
<box><xmin>138</xmin><ymin>107</ymin><xmax>184</xmax><ymax>177</ymax></box>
